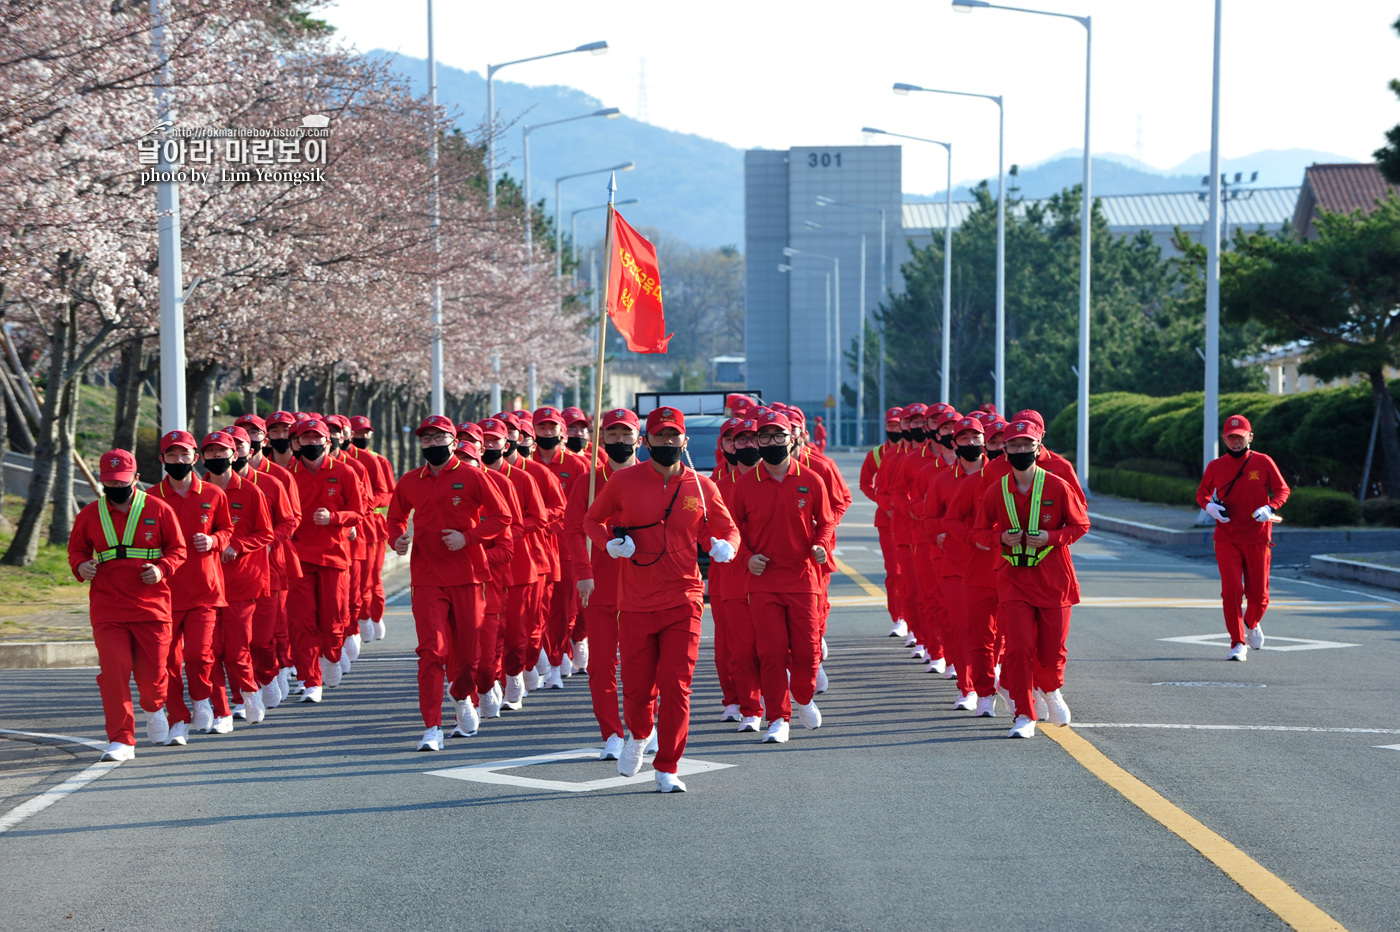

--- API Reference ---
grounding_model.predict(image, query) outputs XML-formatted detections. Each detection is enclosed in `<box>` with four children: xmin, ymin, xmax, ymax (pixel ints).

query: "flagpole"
<box><xmin>585</xmin><ymin>172</ymin><xmax>618</xmax><ymax>551</ymax></box>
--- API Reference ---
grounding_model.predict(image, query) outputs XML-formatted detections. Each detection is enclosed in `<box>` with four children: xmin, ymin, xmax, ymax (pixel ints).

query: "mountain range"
<box><xmin>376</xmin><ymin>52</ymin><xmax>1357</xmax><ymax>248</ymax></box>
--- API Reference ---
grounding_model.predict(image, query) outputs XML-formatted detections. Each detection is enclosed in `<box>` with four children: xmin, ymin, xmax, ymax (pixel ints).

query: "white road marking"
<box><xmin>1081</xmin><ymin>597</ymin><xmax>1392</xmax><ymax>612</ymax></box>
<box><xmin>0</xmin><ymin>729</ymin><xmax>120</xmax><ymax>835</ymax></box>
<box><xmin>1157</xmin><ymin>633</ymin><xmax>1359</xmax><ymax>652</ymax></box>
<box><xmin>1288</xmin><ymin>576</ymin><xmax>1400</xmax><ymax>606</ymax></box>
<box><xmin>1075</xmin><ymin>723</ymin><xmax>1400</xmax><ymax>735</ymax></box>
<box><xmin>1073</xmin><ymin>553</ymin><xmax>1121</xmax><ymax>561</ymax></box>
<box><xmin>426</xmin><ymin>748</ymin><xmax>734</xmax><ymax>793</ymax></box>
<box><xmin>1374</xmin><ymin>745</ymin><xmax>1400</xmax><ymax>752</ymax></box>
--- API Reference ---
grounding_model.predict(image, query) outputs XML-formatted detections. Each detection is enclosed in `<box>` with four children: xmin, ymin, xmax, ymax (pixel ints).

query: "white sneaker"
<box><xmin>299</xmin><ymin>685</ymin><xmax>323</xmax><ymax>703</ymax></box>
<box><xmin>543</xmin><ymin>666</ymin><xmax>564</xmax><ymax>689</ymax></box>
<box><xmin>923</xmin><ymin>658</ymin><xmax>942</xmax><ymax>674</ymax></box>
<box><xmin>536</xmin><ymin>648</ymin><xmax>551</xmax><ymax>678</ymax></box>
<box><xmin>1033</xmin><ymin>688</ymin><xmax>1049</xmax><ymax>721</ymax></box>
<box><xmin>359</xmin><ymin>620</ymin><xmax>375</xmax><ymax>644</ymax></box>
<box><xmin>600</xmin><ymin>734</ymin><xmax>624</xmax><ymax>760</ymax></box>
<box><xmin>926</xmin><ymin>656</ymin><xmax>947</xmax><ymax>675</ymax></box>
<box><xmin>1228</xmin><ymin>643</ymin><xmax>1248</xmax><ymax>662</ymax></box>
<box><xmin>242</xmin><ymin>690</ymin><xmax>266</xmax><ymax>725</ymax></box>
<box><xmin>762</xmin><ymin>719</ymin><xmax>790</xmax><ymax>743</ymax></box>
<box><xmin>953</xmin><ymin>691</ymin><xmax>978</xmax><ymax>711</ymax></box>
<box><xmin>820</xmin><ymin>636</ymin><xmax>829</xmax><ymax>660</ymax></box>
<box><xmin>975</xmin><ymin>695</ymin><xmax>998</xmax><ymax>717</ymax></box>
<box><xmin>278</xmin><ymin>668</ymin><xmax>293</xmax><ymax>700</ymax></box>
<box><xmin>417</xmin><ymin>726</ymin><xmax>444</xmax><ymax>751</ymax></box>
<box><xmin>523</xmin><ymin>668</ymin><xmax>542</xmax><ymax>692</ymax></box>
<box><xmin>797</xmin><ymin>700</ymin><xmax>822</xmax><ymax>729</ymax></box>
<box><xmin>372</xmin><ymin>620</ymin><xmax>386</xmax><ymax>640</ymax></box>
<box><xmin>655</xmin><ymin>771</ymin><xmax>687</xmax><ymax>793</ymax></box>
<box><xmin>910</xmin><ymin>645</ymin><xmax>928</xmax><ymax>662</ymax></box>
<box><xmin>889</xmin><ymin>619</ymin><xmax>908</xmax><ymax>638</ymax></box>
<box><xmin>165</xmin><ymin>721</ymin><xmax>189</xmax><ymax>746</ymax></box>
<box><xmin>1008</xmin><ymin>715</ymin><xmax>1037</xmax><ymax>738</ymax></box>
<box><xmin>344</xmin><ymin>632</ymin><xmax>361</xmax><ymax>664</ymax></box>
<box><xmin>643</xmin><ymin>730</ymin><xmax>659</xmax><ymax>755</ymax></box>
<box><xmin>450</xmin><ymin>699</ymin><xmax>480</xmax><ymax>737</ymax></box>
<box><xmin>943</xmin><ymin>663</ymin><xmax>958</xmax><ymax>680</ymax></box>
<box><xmin>572</xmin><ymin>638</ymin><xmax>589</xmax><ymax>673</ymax></box>
<box><xmin>618</xmin><ymin>736</ymin><xmax>646</xmax><ymax>776</ymax></box>
<box><xmin>338</xmin><ymin>649</ymin><xmax>352</xmax><ymax>674</ymax></box>
<box><xmin>736</xmin><ymin>715</ymin><xmax>761</xmax><ymax>733</ymax></box>
<box><xmin>262</xmin><ymin>680</ymin><xmax>282</xmax><ymax>710</ymax></box>
<box><xmin>561</xmin><ymin>654</ymin><xmax>574</xmax><ymax>677</ymax></box>
<box><xmin>719</xmin><ymin>704</ymin><xmax>742</xmax><ymax>723</ymax></box>
<box><xmin>903</xmin><ymin>632</ymin><xmax>918</xmax><ymax>648</ymax></box>
<box><xmin>145</xmin><ymin>707</ymin><xmax>169</xmax><ymax>745</ymax></box>
<box><xmin>232</xmin><ymin>704</ymin><xmax>247</xmax><ymax>721</ymax></box>
<box><xmin>501</xmin><ymin>674</ymin><xmax>524</xmax><ymax>710</ymax></box>
<box><xmin>479</xmin><ymin>686</ymin><xmax>502</xmax><ymax>718</ymax></box>
<box><xmin>1246</xmin><ymin>624</ymin><xmax>1265</xmax><ymax>650</ymax></box>
<box><xmin>211</xmin><ymin>716</ymin><xmax>234</xmax><ymax>735</ymax></box>
<box><xmin>321</xmin><ymin>656</ymin><xmax>343</xmax><ymax>688</ymax></box>
<box><xmin>815</xmin><ymin>665</ymin><xmax>829</xmax><ymax>694</ymax></box>
<box><xmin>100</xmin><ymin>741</ymin><xmax>136</xmax><ymax>762</ymax></box>
<box><xmin>1044</xmin><ymin>688</ymin><xmax>1071</xmax><ymax>725</ymax></box>
<box><xmin>192</xmin><ymin>698</ymin><xmax>215</xmax><ymax>733</ymax></box>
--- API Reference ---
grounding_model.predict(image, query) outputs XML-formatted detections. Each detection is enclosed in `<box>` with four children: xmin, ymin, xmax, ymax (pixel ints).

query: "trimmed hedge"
<box><xmin>1089</xmin><ymin>467</ymin><xmax>1362</xmax><ymax>526</ymax></box>
<box><xmin>1284</xmin><ymin>488</ymin><xmax>1362</xmax><ymax>527</ymax></box>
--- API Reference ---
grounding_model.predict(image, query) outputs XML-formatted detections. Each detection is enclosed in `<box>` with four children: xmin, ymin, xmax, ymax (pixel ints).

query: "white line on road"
<box><xmin>0</xmin><ymin>729</ymin><xmax>120</xmax><ymax>835</ymax></box>
<box><xmin>1158</xmin><ymin>633</ymin><xmax>1359</xmax><ymax>651</ymax></box>
<box><xmin>1288</xmin><ymin>576</ymin><xmax>1400</xmax><ymax>607</ymax></box>
<box><xmin>1075</xmin><ymin>723</ymin><xmax>1400</xmax><ymax>735</ymax></box>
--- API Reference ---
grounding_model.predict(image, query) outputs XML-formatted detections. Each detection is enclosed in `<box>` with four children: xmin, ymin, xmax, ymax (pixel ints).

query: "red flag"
<box><xmin>606</xmin><ymin>209</ymin><xmax>671</xmax><ymax>354</ymax></box>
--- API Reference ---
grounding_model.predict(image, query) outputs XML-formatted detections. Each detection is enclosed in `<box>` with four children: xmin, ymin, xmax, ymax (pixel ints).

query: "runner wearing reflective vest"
<box><xmin>972</xmin><ymin>419</ymin><xmax>1089</xmax><ymax>739</ymax></box>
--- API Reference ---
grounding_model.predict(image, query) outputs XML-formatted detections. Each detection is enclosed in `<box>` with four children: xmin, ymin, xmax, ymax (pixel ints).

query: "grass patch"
<box><xmin>0</xmin><ymin>494</ymin><xmax>87</xmax><ymax>614</ymax></box>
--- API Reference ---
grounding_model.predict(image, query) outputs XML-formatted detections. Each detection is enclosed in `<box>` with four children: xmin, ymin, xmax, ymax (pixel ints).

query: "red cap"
<box><xmin>601</xmin><ymin>407</ymin><xmax>640</xmax><ymax>431</ymax></box>
<box><xmin>927</xmin><ymin>402</ymin><xmax>955</xmax><ymax>420</ymax></box>
<box><xmin>786</xmin><ymin>407</ymin><xmax>806</xmax><ymax>426</ymax></box>
<box><xmin>99</xmin><ymin>449</ymin><xmax>138</xmax><ymax>482</ymax></box>
<box><xmin>454</xmin><ymin>439</ymin><xmax>478</xmax><ymax>458</ymax></box>
<box><xmin>1011</xmin><ymin>409</ymin><xmax>1045</xmax><ymax>431</ymax></box>
<box><xmin>305</xmin><ymin>411</ymin><xmax>322</xmax><ymax>421</ymax></box>
<box><xmin>952</xmin><ymin>415</ymin><xmax>984</xmax><ymax>437</ymax></box>
<box><xmin>901</xmin><ymin>403</ymin><xmax>928</xmax><ymax>420</ymax></box>
<box><xmin>349</xmin><ymin>415</ymin><xmax>373</xmax><ymax>432</ymax></box>
<box><xmin>416</xmin><ymin>415</ymin><xmax>457</xmax><ymax>437</ymax></box>
<box><xmin>495</xmin><ymin>412</ymin><xmax>521</xmax><ymax>432</ymax></box>
<box><xmin>514</xmin><ymin>416</ymin><xmax>535</xmax><ymax>438</ymax></box>
<box><xmin>266</xmin><ymin>410</ymin><xmax>296</xmax><ymax>428</ymax></box>
<box><xmin>561</xmin><ymin>406</ymin><xmax>588</xmax><ymax>426</ymax></box>
<box><xmin>234</xmin><ymin>413</ymin><xmax>267</xmax><ymax>434</ymax></box>
<box><xmin>478</xmin><ymin>418</ymin><xmax>508</xmax><ymax>440</ymax></box>
<box><xmin>325</xmin><ymin>414</ymin><xmax>351</xmax><ymax>433</ymax></box>
<box><xmin>293</xmin><ymin>418</ymin><xmax>330</xmax><ymax>440</ymax></box>
<box><xmin>1223</xmin><ymin>414</ymin><xmax>1251</xmax><ymax>436</ymax></box>
<box><xmin>200</xmin><ymin>431</ymin><xmax>235</xmax><ymax>452</ymax></box>
<box><xmin>222</xmin><ymin>425</ymin><xmax>251</xmax><ymax>446</ymax></box>
<box><xmin>934</xmin><ymin>409</ymin><xmax>963</xmax><ymax>431</ymax></box>
<box><xmin>988</xmin><ymin>420</ymin><xmax>1009</xmax><ymax>438</ymax></box>
<box><xmin>732</xmin><ymin>418</ymin><xmax>758</xmax><ymax>436</ymax></box>
<box><xmin>456</xmin><ymin>422</ymin><xmax>484</xmax><ymax>444</ymax></box>
<box><xmin>884</xmin><ymin>407</ymin><xmax>904</xmax><ymax>424</ymax></box>
<box><xmin>533</xmin><ymin>406</ymin><xmax>565</xmax><ymax>427</ymax></box>
<box><xmin>512</xmin><ymin>409</ymin><xmax>532</xmax><ymax>423</ymax></box>
<box><xmin>1004</xmin><ymin>418</ymin><xmax>1044</xmax><ymax>443</ymax></box>
<box><xmin>160</xmin><ymin>429</ymin><xmax>196</xmax><ymax>453</ymax></box>
<box><xmin>719</xmin><ymin>417</ymin><xmax>741</xmax><ymax>438</ymax></box>
<box><xmin>756</xmin><ymin>409</ymin><xmax>792</xmax><ymax>433</ymax></box>
<box><xmin>645</xmin><ymin>406</ymin><xmax>686</xmax><ymax>435</ymax></box>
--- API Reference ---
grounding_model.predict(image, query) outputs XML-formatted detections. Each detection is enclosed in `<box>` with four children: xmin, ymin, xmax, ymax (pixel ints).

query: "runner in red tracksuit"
<box><xmin>69</xmin><ymin>449</ymin><xmax>187</xmax><ymax>760</ymax></box>
<box><xmin>861</xmin><ymin>408</ymin><xmax>908</xmax><ymax>638</ymax></box>
<box><xmin>151</xmin><ymin>430</ymin><xmax>234</xmax><ymax>742</ymax></box>
<box><xmin>793</xmin><ymin>416</ymin><xmax>848</xmax><ymax>688</ymax></box>
<box><xmin>879</xmin><ymin>405</ymin><xmax>924</xmax><ymax>654</ymax></box>
<box><xmin>325</xmin><ymin>414</ymin><xmax>374</xmax><ymax>669</ymax></box>
<box><xmin>982</xmin><ymin>408</ymin><xmax>1086</xmax><ymax>507</ymax></box>
<box><xmin>199</xmin><ymin>431</ymin><xmax>275</xmax><ymax>730</ymax></box>
<box><xmin>584</xmin><ymin>406</ymin><xmax>740</xmax><ymax>793</ymax></box>
<box><xmin>348</xmin><ymin>415</ymin><xmax>396</xmax><ymax>644</ymax></box>
<box><xmin>709</xmin><ymin>417</ymin><xmax>764</xmax><ymax>729</ymax></box>
<box><xmin>890</xmin><ymin>404</ymin><xmax>951</xmax><ymax>667</ymax></box>
<box><xmin>532</xmin><ymin>405</ymin><xmax>592</xmax><ymax>681</ymax></box>
<box><xmin>812</xmin><ymin>416</ymin><xmax>827</xmax><ymax>453</ymax></box>
<box><xmin>1195</xmin><ymin>413</ymin><xmax>1290</xmax><ymax>661</ymax></box>
<box><xmin>246</xmin><ymin>411</ymin><xmax>303</xmax><ymax>675</ymax></box>
<box><xmin>565</xmin><ymin>407</ymin><xmax>645</xmax><ymax>760</ymax></box>
<box><xmin>286</xmin><ymin>418</ymin><xmax>364</xmax><ymax>702</ymax></box>
<box><xmin>388</xmin><ymin>415</ymin><xmax>511</xmax><ymax>751</ymax></box>
<box><xmin>973</xmin><ymin>418</ymin><xmax>1089</xmax><ymax>738</ymax></box>
<box><xmin>728</xmin><ymin>410</ymin><xmax>836</xmax><ymax>744</ymax></box>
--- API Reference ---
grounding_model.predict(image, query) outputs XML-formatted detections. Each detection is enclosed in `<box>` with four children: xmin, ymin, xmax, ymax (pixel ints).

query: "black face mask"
<box><xmin>566</xmin><ymin>436</ymin><xmax>586</xmax><ymax>453</ymax></box>
<box><xmin>956</xmin><ymin>444</ymin><xmax>983</xmax><ymax>462</ymax></box>
<box><xmin>722</xmin><ymin>450</ymin><xmax>738</xmax><ymax>466</ymax></box>
<box><xmin>163</xmin><ymin>462</ymin><xmax>193</xmax><ymax>480</ymax></box>
<box><xmin>604</xmin><ymin>441</ymin><xmax>636</xmax><ymax>464</ymax></box>
<box><xmin>648</xmin><ymin>444</ymin><xmax>683</xmax><ymax>467</ymax></box>
<box><xmin>536</xmin><ymin>435</ymin><xmax>561</xmax><ymax>450</ymax></box>
<box><xmin>887</xmin><ymin>430</ymin><xmax>903</xmax><ymax>443</ymax></box>
<box><xmin>339</xmin><ymin>439</ymin><xmax>352</xmax><ymax>451</ymax></box>
<box><xmin>204</xmin><ymin>457</ymin><xmax>232</xmax><ymax>475</ymax></box>
<box><xmin>232</xmin><ymin>455</ymin><xmax>249</xmax><ymax>472</ymax></box>
<box><xmin>1227</xmin><ymin>445</ymin><xmax>1249</xmax><ymax>458</ymax></box>
<box><xmin>1006</xmin><ymin>450</ymin><xmax>1037</xmax><ymax>471</ymax></box>
<box><xmin>759</xmin><ymin>444</ymin><xmax>789</xmax><ymax>466</ymax></box>
<box><xmin>986</xmin><ymin>448</ymin><xmax>1004</xmax><ymax>460</ymax></box>
<box><xmin>300</xmin><ymin>443</ymin><xmax>325</xmax><ymax>461</ymax></box>
<box><xmin>938</xmin><ymin>433</ymin><xmax>956</xmax><ymax>449</ymax></box>
<box><xmin>269</xmin><ymin>438</ymin><xmax>291</xmax><ymax>454</ymax></box>
<box><xmin>735</xmin><ymin>446</ymin><xmax>762</xmax><ymax>467</ymax></box>
<box><xmin>422</xmin><ymin>444</ymin><xmax>453</xmax><ymax>466</ymax></box>
<box><xmin>505</xmin><ymin>440</ymin><xmax>518</xmax><ymax>457</ymax></box>
<box><xmin>104</xmin><ymin>483</ymin><xmax>134</xmax><ymax>504</ymax></box>
<box><xmin>352</xmin><ymin>437</ymin><xmax>370</xmax><ymax>449</ymax></box>
<box><xmin>481</xmin><ymin>448</ymin><xmax>504</xmax><ymax>466</ymax></box>
<box><xmin>907</xmin><ymin>427</ymin><xmax>927</xmax><ymax>443</ymax></box>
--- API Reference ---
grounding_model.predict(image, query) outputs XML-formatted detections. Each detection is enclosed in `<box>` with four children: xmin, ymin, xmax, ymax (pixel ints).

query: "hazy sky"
<box><xmin>321</xmin><ymin>0</ymin><xmax>1398</xmax><ymax>194</ymax></box>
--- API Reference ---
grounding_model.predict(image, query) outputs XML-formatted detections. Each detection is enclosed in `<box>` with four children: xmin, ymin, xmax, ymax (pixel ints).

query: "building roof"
<box><xmin>1292</xmin><ymin>163</ymin><xmax>1400</xmax><ymax>238</ymax></box>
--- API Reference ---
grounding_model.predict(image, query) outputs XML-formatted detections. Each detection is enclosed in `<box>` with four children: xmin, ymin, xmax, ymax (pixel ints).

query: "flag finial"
<box><xmin>607</xmin><ymin>171</ymin><xmax>616</xmax><ymax>204</ymax></box>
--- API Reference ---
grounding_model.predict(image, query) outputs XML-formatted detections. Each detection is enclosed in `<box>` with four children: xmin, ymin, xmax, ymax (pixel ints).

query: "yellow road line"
<box><xmin>1079</xmin><ymin>597</ymin><xmax>1395</xmax><ymax>612</ymax></box>
<box><xmin>831</xmin><ymin>555</ymin><xmax>886</xmax><ymax>600</ymax></box>
<box><xmin>1042</xmin><ymin>725</ymin><xmax>1347</xmax><ymax>932</ymax></box>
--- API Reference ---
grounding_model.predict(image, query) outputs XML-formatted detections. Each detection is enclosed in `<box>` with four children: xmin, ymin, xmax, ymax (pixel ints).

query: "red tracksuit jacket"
<box><xmin>973</xmin><ymin>468</ymin><xmax>1090</xmax><ymax>608</ymax></box>
<box><xmin>729</xmin><ymin>458</ymin><xmax>836</xmax><ymax>595</ymax></box>
<box><xmin>288</xmin><ymin>455</ymin><xmax>364</xmax><ymax>570</ymax></box>
<box><xmin>860</xmin><ymin>441</ymin><xmax>898</xmax><ymax>531</ymax></box>
<box><xmin>489</xmin><ymin>460</ymin><xmax>546</xmax><ymax>585</ymax></box>
<box><xmin>152</xmin><ymin>476</ymin><xmax>234</xmax><ymax>611</ymax></box>
<box><xmin>68</xmin><ymin>494</ymin><xmax>187</xmax><ymax>623</ymax></box>
<box><xmin>204</xmin><ymin>472</ymin><xmax>274</xmax><ymax>600</ymax></box>
<box><xmin>244</xmin><ymin>466</ymin><xmax>296</xmax><ymax>591</ymax></box>
<box><xmin>922</xmin><ymin>457</ymin><xmax>987</xmax><ymax>578</ymax></box>
<box><xmin>565</xmin><ymin>461</ymin><xmax>623</xmax><ymax>606</ymax></box>
<box><xmin>479</xmin><ymin>465</ymin><xmax>519</xmax><ymax>611</ymax></box>
<box><xmin>386</xmin><ymin>456</ymin><xmax>511</xmax><ymax>587</ymax></box>
<box><xmin>1194</xmin><ymin>450</ymin><xmax>1290</xmax><ymax>544</ymax></box>
<box><xmin>254</xmin><ymin>456</ymin><xmax>302</xmax><ymax>583</ymax></box>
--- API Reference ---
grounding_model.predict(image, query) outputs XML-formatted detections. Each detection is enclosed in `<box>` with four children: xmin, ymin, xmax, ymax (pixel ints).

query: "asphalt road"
<box><xmin>1</xmin><ymin>452</ymin><xmax>1396</xmax><ymax>931</ymax></box>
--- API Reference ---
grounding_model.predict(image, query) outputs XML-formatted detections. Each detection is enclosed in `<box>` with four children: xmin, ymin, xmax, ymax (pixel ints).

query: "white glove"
<box><xmin>709</xmin><ymin>538</ymin><xmax>736</xmax><ymax>563</ymax></box>
<box><xmin>1205</xmin><ymin>502</ymin><xmax>1229</xmax><ymax>523</ymax></box>
<box><xmin>1252</xmin><ymin>505</ymin><xmax>1273</xmax><ymax>523</ymax></box>
<box><xmin>605</xmin><ymin>535</ymin><xmax>636</xmax><ymax>559</ymax></box>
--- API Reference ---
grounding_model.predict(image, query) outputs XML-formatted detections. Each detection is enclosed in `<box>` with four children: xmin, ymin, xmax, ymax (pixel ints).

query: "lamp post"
<box><xmin>780</xmin><ymin>249</ymin><xmax>841</xmax><ymax>444</ymax></box>
<box><xmin>861</xmin><ymin>129</ymin><xmax>953</xmax><ymax>406</ymax></box>
<box><xmin>523</xmin><ymin>109</ymin><xmax>620</xmax><ymax>267</ymax></box>
<box><xmin>891</xmin><ymin>82</ymin><xmax>1004</xmax><ymax>413</ymax></box>
<box><xmin>486</xmin><ymin>41</ymin><xmax>608</xmax><ymax>212</ymax></box>
<box><xmin>150</xmin><ymin>0</ymin><xmax>186</xmax><ymax>432</ymax></box>
<box><xmin>953</xmin><ymin>0</ymin><xmax>1091</xmax><ymax>487</ymax></box>
<box><xmin>814</xmin><ymin>196</ymin><xmax>886</xmax><ymax>445</ymax></box>
<box><xmin>572</xmin><ymin>198</ymin><xmax>638</xmax><ymax>270</ymax></box>
<box><xmin>804</xmin><ymin>220</ymin><xmax>866</xmax><ymax>444</ymax></box>
<box><xmin>557</xmin><ymin>162</ymin><xmax>634</xmax><ymax>280</ymax></box>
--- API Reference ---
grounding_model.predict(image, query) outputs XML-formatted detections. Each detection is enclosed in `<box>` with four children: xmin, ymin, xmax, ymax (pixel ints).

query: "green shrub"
<box><xmin>1283</xmin><ymin>487</ymin><xmax>1361</xmax><ymax>527</ymax></box>
<box><xmin>1361</xmin><ymin>497</ymin><xmax>1400</xmax><ymax>527</ymax></box>
<box><xmin>1115</xmin><ymin>457</ymin><xmax>1191</xmax><ymax>477</ymax></box>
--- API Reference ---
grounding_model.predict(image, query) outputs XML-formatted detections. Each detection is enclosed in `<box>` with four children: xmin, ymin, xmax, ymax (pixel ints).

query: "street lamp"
<box><xmin>523</xmin><ymin>108</ymin><xmax>620</xmax><ymax>265</ymax></box>
<box><xmin>862</xmin><ymin>128</ymin><xmax>953</xmax><ymax>407</ymax></box>
<box><xmin>781</xmin><ymin>247</ymin><xmax>841</xmax><ymax>444</ymax></box>
<box><xmin>487</xmin><ymin>40</ymin><xmax>608</xmax><ymax>212</ymax></box>
<box><xmin>813</xmin><ymin>196</ymin><xmax>885</xmax><ymax>445</ymax></box>
<box><xmin>556</xmin><ymin>162</ymin><xmax>634</xmax><ymax>279</ymax></box>
<box><xmin>572</xmin><ymin>198</ymin><xmax>638</xmax><ymax>268</ymax></box>
<box><xmin>891</xmin><ymin>82</ymin><xmax>1005</xmax><ymax>414</ymax></box>
<box><xmin>951</xmin><ymin>0</ymin><xmax>1092</xmax><ymax>489</ymax></box>
<box><xmin>804</xmin><ymin>220</ymin><xmax>867</xmax><ymax>445</ymax></box>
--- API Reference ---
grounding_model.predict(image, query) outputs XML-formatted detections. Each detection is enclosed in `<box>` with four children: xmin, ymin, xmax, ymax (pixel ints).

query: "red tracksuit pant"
<box><xmin>270</xmin><ymin>587</ymin><xmax>292</xmax><ymax>668</ymax></box>
<box><xmin>710</xmin><ymin>590</ymin><xmax>738</xmax><ymax>707</ymax></box>
<box><xmin>413</xmin><ymin>583</ymin><xmax>484</xmax><ymax>727</ymax></box>
<box><xmin>1215</xmin><ymin>538</ymin><xmax>1271</xmax><ymax>645</ymax></box>
<box><xmin>527</xmin><ymin>579</ymin><xmax>551</xmax><ymax>666</ymax></box>
<box><xmin>585</xmin><ymin>602</ymin><xmax>624</xmax><ymax>741</ymax></box>
<box><xmin>362</xmin><ymin>544</ymin><xmax>387</xmax><ymax>622</ymax></box>
<box><xmin>501</xmin><ymin>582</ymin><xmax>535</xmax><ymax>677</ymax></box>
<box><xmin>964</xmin><ymin>584</ymin><xmax>999</xmax><ymax>699</ymax></box>
<box><xmin>941</xmin><ymin>574</ymin><xmax>972</xmax><ymax>695</ymax></box>
<box><xmin>289</xmin><ymin>563</ymin><xmax>346</xmax><ymax>686</ymax></box>
<box><xmin>618</xmin><ymin>602</ymin><xmax>702</xmax><ymax>775</ymax></box>
<box><xmin>210</xmin><ymin>598</ymin><xmax>257</xmax><ymax>717</ymax></box>
<box><xmin>878</xmin><ymin>524</ymin><xmax>901</xmax><ymax>624</ymax></box>
<box><xmin>166</xmin><ymin>606</ymin><xmax>217</xmax><ymax>725</ymax></box>
<box><xmin>251</xmin><ymin>589</ymin><xmax>285</xmax><ymax>686</ymax></box>
<box><xmin>999</xmin><ymin>600</ymin><xmax>1071</xmax><ymax>723</ymax></box>
<box><xmin>545</xmin><ymin>566</ymin><xmax>578</xmax><ymax>666</ymax></box>
<box><xmin>719</xmin><ymin>597</ymin><xmax>764</xmax><ymax>719</ymax></box>
<box><xmin>470</xmin><ymin>610</ymin><xmax>503</xmax><ymax>698</ymax></box>
<box><xmin>347</xmin><ymin>556</ymin><xmax>364</xmax><ymax>638</ymax></box>
<box><xmin>744</xmin><ymin>590</ymin><xmax>821</xmax><ymax>723</ymax></box>
<box><xmin>897</xmin><ymin>545</ymin><xmax>921</xmax><ymax>642</ymax></box>
<box><xmin>910</xmin><ymin>545</ymin><xmax>946</xmax><ymax>661</ymax></box>
<box><xmin>92</xmin><ymin>618</ymin><xmax>171</xmax><ymax>746</ymax></box>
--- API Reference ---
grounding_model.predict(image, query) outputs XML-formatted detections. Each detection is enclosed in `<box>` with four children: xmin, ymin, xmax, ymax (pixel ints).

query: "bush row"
<box><xmin>1087</xmin><ymin>466</ymin><xmax>1363</xmax><ymax>526</ymax></box>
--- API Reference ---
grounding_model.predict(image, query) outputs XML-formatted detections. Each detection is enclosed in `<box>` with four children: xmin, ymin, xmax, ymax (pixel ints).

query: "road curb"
<box><xmin>1309</xmin><ymin>553</ymin><xmax>1400</xmax><ymax>592</ymax></box>
<box><xmin>1087</xmin><ymin>512</ymin><xmax>1213</xmax><ymax>547</ymax></box>
<box><xmin>0</xmin><ymin>641</ymin><xmax>98</xmax><ymax>669</ymax></box>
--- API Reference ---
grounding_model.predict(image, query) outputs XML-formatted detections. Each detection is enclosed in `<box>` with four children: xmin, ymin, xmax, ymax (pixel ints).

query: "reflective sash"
<box><xmin>94</xmin><ymin>490</ymin><xmax>163</xmax><ymax>563</ymax></box>
<box><xmin>872</xmin><ymin>445</ymin><xmax>883</xmax><ymax>468</ymax></box>
<box><xmin>1001</xmin><ymin>468</ymin><xmax>1054</xmax><ymax>568</ymax></box>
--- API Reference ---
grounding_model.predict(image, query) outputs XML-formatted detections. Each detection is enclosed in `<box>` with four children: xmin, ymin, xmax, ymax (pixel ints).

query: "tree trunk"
<box><xmin>0</xmin><ymin>371</ymin><xmax>9</xmax><ymax>534</ymax></box>
<box><xmin>188</xmin><ymin>360</ymin><xmax>221</xmax><ymax>439</ymax></box>
<box><xmin>284</xmin><ymin>374</ymin><xmax>299</xmax><ymax>412</ymax></box>
<box><xmin>48</xmin><ymin>372</ymin><xmax>78</xmax><ymax>545</ymax></box>
<box><xmin>112</xmin><ymin>336</ymin><xmax>146</xmax><ymax>451</ymax></box>
<box><xmin>4</xmin><ymin>307</ymin><xmax>72</xmax><ymax>566</ymax></box>
<box><xmin>1371</xmin><ymin>369</ymin><xmax>1400</xmax><ymax>498</ymax></box>
<box><xmin>240</xmin><ymin>366</ymin><xmax>256</xmax><ymax>420</ymax></box>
